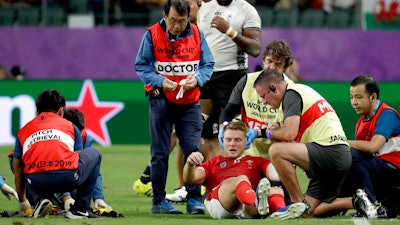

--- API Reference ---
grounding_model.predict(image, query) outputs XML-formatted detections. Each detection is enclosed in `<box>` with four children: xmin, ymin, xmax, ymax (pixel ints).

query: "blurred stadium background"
<box><xmin>0</xmin><ymin>0</ymin><xmax>398</xmax><ymax>30</ymax></box>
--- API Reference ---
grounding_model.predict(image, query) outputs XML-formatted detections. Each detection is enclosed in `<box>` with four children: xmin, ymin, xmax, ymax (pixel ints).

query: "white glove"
<box><xmin>176</xmin><ymin>79</ymin><xmax>187</xmax><ymax>100</ymax></box>
<box><xmin>1</xmin><ymin>183</ymin><xmax>18</xmax><ymax>200</ymax></box>
<box><xmin>94</xmin><ymin>199</ymin><xmax>112</xmax><ymax>211</ymax></box>
<box><xmin>19</xmin><ymin>200</ymin><xmax>32</xmax><ymax>217</ymax></box>
<box><xmin>64</xmin><ymin>198</ymin><xmax>75</xmax><ymax>211</ymax></box>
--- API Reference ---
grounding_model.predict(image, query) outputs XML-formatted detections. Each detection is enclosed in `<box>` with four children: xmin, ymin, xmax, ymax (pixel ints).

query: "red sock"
<box><xmin>269</xmin><ymin>193</ymin><xmax>285</xmax><ymax>213</ymax></box>
<box><xmin>236</xmin><ymin>181</ymin><xmax>256</xmax><ymax>205</ymax></box>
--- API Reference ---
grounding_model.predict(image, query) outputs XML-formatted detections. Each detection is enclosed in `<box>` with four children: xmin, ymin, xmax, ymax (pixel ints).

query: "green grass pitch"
<box><xmin>0</xmin><ymin>144</ymin><xmax>398</xmax><ymax>225</ymax></box>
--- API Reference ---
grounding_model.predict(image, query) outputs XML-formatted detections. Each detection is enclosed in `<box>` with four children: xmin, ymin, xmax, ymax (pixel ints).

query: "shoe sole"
<box><xmin>33</xmin><ymin>199</ymin><xmax>52</xmax><ymax>218</ymax></box>
<box><xmin>64</xmin><ymin>211</ymin><xmax>88</xmax><ymax>219</ymax></box>
<box><xmin>64</xmin><ymin>210</ymin><xmax>101</xmax><ymax>219</ymax></box>
<box><xmin>256</xmin><ymin>178</ymin><xmax>271</xmax><ymax>216</ymax></box>
<box><xmin>355</xmin><ymin>189</ymin><xmax>377</xmax><ymax>219</ymax></box>
<box><xmin>353</xmin><ymin>196</ymin><xmax>368</xmax><ymax>218</ymax></box>
<box><xmin>270</xmin><ymin>202</ymin><xmax>306</xmax><ymax>220</ymax></box>
<box><xmin>151</xmin><ymin>202</ymin><xmax>183</xmax><ymax>214</ymax></box>
<box><xmin>187</xmin><ymin>208</ymin><xmax>205</xmax><ymax>214</ymax></box>
<box><xmin>165</xmin><ymin>195</ymin><xmax>187</xmax><ymax>203</ymax></box>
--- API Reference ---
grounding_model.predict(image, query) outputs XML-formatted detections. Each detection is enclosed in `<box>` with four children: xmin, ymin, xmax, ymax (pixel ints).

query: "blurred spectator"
<box><xmin>322</xmin><ymin>0</ymin><xmax>356</xmax><ymax>13</ymax></box>
<box><xmin>274</xmin><ymin>0</ymin><xmax>292</xmax><ymax>9</ymax></box>
<box><xmin>188</xmin><ymin>0</ymin><xmax>201</xmax><ymax>24</ymax></box>
<box><xmin>297</xmin><ymin>0</ymin><xmax>356</xmax><ymax>11</ymax></box>
<box><xmin>297</xmin><ymin>0</ymin><xmax>323</xmax><ymax>10</ymax></box>
<box><xmin>11</xmin><ymin>66</ymin><xmax>25</xmax><ymax>80</ymax></box>
<box><xmin>250</xmin><ymin>0</ymin><xmax>305</xmax><ymax>10</ymax></box>
<box><xmin>285</xmin><ymin>58</ymin><xmax>304</xmax><ymax>81</ymax></box>
<box><xmin>48</xmin><ymin>0</ymin><xmax>68</xmax><ymax>7</ymax></box>
<box><xmin>0</xmin><ymin>0</ymin><xmax>12</xmax><ymax>7</ymax></box>
<box><xmin>0</xmin><ymin>65</ymin><xmax>8</xmax><ymax>80</ymax></box>
<box><xmin>12</xmin><ymin>0</ymin><xmax>41</xmax><ymax>8</ymax></box>
<box><xmin>255</xmin><ymin>0</ymin><xmax>280</xmax><ymax>7</ymax></box>
<box><xmin>90</xmin><ymin>0</ymin><xmax>119</xmax><ymax>25</ymax></box>
<box><xmin>120</xmin><ymin>0</ymin><xmax>163</xmax><ymax>25</ymax></box>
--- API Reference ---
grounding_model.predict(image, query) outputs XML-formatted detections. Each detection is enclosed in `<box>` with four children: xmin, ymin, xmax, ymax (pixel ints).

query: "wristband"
<box><xmin>266</xmin><ymin>129</ymin><xmax>273</xmax><ymax>140</ymax></box>
<box><xmin>225</xmin><ymin>26</ymin><xmax>233</xmax><ymax>35</ymax></box>
<box><xmin>260</xmin><ymin>128</ymin><xmax>267</xmax><ymax>138</ymax></box>
<box><xmin>225</xmin><ymin>26</ymin><xmax>238</xmax><ymax>39</ymax></box>
<box><xmin>230</xmin><ymin>30</ymin><xmax>238</xmax><ymax>39</ymax></box>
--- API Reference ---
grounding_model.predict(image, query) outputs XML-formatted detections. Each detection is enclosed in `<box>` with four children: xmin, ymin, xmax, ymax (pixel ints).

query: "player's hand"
<box><xmin>245</xmin><ymin>129</ymin><xmax>258</xmax><ymax>149</ymax></box>
<box><xmin>218</xmin><ymin>126</ymin><xmax>225</xmax><ymax>150</ymax></box>
<box><xmin>187</xmin><ymin>152</ymin><xmax>204</xmax><ymax>167</ymax></box>
<box><xmin>1</xmin><ymin>183</ymin><xmax>18</xmax><ymax>200</ymax></box>
<box><xmin>210</xmin><ymin>16</ymin><xmax>229</xmax><ymax>33</ymax></box>
<box><xmin>19</xmin><ymin>200</ymin><xmax>32</xmax><ymax>217</ymax></box>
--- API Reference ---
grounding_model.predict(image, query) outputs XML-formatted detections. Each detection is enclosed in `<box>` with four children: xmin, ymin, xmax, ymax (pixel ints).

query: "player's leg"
<box><xmin>165</xmin><ymin>148</ymin><xmax>188</xmax><ymax>203</ymax></box>
<box><xmin>200</xmin><ymin>99</ymin><xmax>221</xmax><ymax>161</ymax></box>
<box><xmin>174</xmin><ymin>103</ymin><xmax>204</xmax><ymax>214</ymax></box>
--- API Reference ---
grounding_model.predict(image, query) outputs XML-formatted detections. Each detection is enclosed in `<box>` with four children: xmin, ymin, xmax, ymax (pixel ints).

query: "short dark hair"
<box><xmin>262</xmin><ymin>39</ymin><xmax>293</xmax><ymax>71</ymax></box>
<box><xmin>11</xmin><ymin>66</ymin><xmax>25</xmax><ymax>77</ymax></box>
<box><xmin>63</xmin><ymin>108</ymin><xmax>85</xmax><ymax>131</ymax></box>
<box><xmin>253</xmin><ymin>69</ymin><xmax>284</xmax><ymax>88</ymax></box>
<box><xmin>164</xmin><ymin>0</ymin><xmax>190</xmax><ymax>17</ymax></box>
<box><xmin>350</xmin><ymin>75</ymin><xmax>380</xmax><ymax>99</ymax></box>
<box><xmin>35</xmin><ymin>89</ymin><xmax>66</xmax><ymax>114</ymax></box>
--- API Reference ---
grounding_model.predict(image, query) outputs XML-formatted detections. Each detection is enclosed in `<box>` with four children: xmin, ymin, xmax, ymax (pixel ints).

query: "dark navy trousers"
<box><xmin>26</xmin><ymin>147</ymin><xmax>101</xmax><ymax>208</ymax></box>
<box><xmin>350</xmin><ymin>148</ymin><xmax>400</xmax><ymax>203</ymax></box>
<box><xmin>148</xmin><ymin>95</ymin><xmax>203</xmax><ymax>205</ymax></box>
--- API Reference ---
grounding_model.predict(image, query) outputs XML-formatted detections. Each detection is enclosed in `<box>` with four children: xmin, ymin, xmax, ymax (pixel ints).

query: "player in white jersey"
<box><xmin>197</xmin><ymin>0</ymin><xmax>262</xmax><ymax>161</ymax></box>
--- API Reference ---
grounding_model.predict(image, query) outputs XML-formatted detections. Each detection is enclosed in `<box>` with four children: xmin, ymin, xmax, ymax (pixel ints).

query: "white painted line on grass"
<box><xmin>353</xmin><ymin>218</ymin><xmax>371</xmax><ymax>225</ymax></box>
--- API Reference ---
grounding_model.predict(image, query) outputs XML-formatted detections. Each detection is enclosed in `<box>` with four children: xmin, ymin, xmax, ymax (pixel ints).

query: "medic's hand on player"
<box><xmin>218</xmin><ymin>125</ymin><xmax>225</xmax><ymax>151</ymax></box>
<box><xmin>245</xmin><ymin>128</ymin><xmax>260</xmax><ymax>149</ymax></box>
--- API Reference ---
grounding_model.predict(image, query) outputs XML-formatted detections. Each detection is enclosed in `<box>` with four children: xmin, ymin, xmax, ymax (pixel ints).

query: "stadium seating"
<box><xmin>69</xmin><ymin>0</ymin><xmax>89</xmax><ymax>14</ymax></box>
<box><xmin>16</xmin><ymin>7</ymin><xmax>40</xmax><ymax>26</ymax></box>
<box><xmin>0</xmin><ymin>3</ymin><xmax>361</xmax><ymax>29</ymax></box>
<box><xmin>44</xmin><ymin>7</ymin><xmax>66</xmax><ymax>26</ymax></box>
<box><xmin>121</xmin><ymin>13</ymin><xmax>149</xmax><ymax>26</ymax></box>
<box><xmin>326</xmin><ymin>9</ymin><xmax>353</xmax><ymax>29</ymax></box>
<box><xmin>299</xmin><ymin>9</ymin><xmax>325</xmax><ymax>29</ymax></box>
<box><xmin>0</xmin><ymin>7</ymin><xmax>14</xmax><ymax>26</ymax></box>
<box><xmin>258</xmin><ymin>6</ymin><xmax>274</xmax><ymax>28</ymax></box>
<box><xmin>274</xmin><ymin>9</ymin><xmax>298</xmax><ymax>28</ymax></box>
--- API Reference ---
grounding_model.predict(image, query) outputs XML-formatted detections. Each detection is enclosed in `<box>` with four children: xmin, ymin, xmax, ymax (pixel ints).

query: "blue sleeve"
<box><xmin>13</xmin><ymin>138</ymin><xmax>22</xmax><ymax>159</ymax></box>
<box><xmin>74</xmin><ymin>125</ymin><xmax>83</xmax><ymax>150</ymax></box>
<box><xmin>83</xmin><ymin>135</ymin><xmax>93</xmax><ymax>148</ymax></box>
<box><xmin>92</xmin><ymin>174</ymin><xmax>105</xmax><ymax>200</ymax></box>
<box><xmin>195</xmin><ymin>30</ymin><xmax>214</xmax><ymax>87</ymax></box>
<box><xmin>375</xmin><ymin>109</ymin><xmax>400</xmax><ymax>140</ymax></box>
<box><xmin>0</xmin><ymin>175</ymin><xmax>5</xmax><ymax>188</ymax></box>
<box><xmin>135</xmin><ymin>30</ymin><xmax>165</xmax><ymax>88</ymax></box>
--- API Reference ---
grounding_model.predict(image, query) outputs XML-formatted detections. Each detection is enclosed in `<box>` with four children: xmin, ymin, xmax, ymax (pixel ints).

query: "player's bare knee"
<box><xmin>235</xmin><ymin>175</ymin><xmax>250</xmax><ymax>184</ymax></box>
<box><xmin>270</xmin><ymin>186</ymin><xmax>284</xmax><ymax>196</ymax></box>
